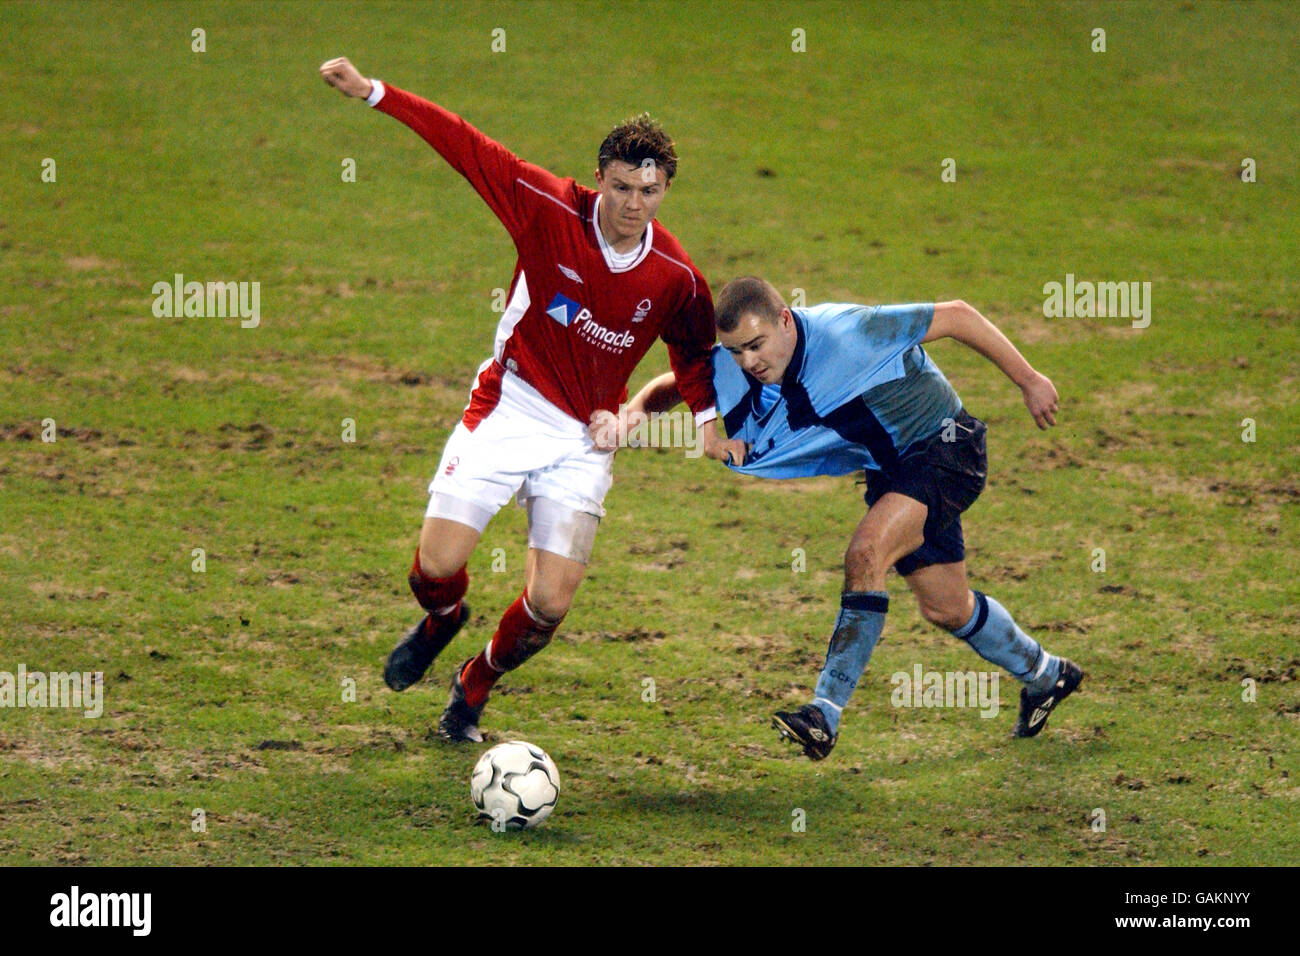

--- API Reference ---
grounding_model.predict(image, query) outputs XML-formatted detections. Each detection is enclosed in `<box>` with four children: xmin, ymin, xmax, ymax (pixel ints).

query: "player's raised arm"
<box><xmin>318</xmin><ymin>56</ymin><xmax>556</xmax><ymax>240</ymax></box>
<box><xmin>922</xmin><ymin>300</ymin><xmax>1059</xmax><ymax>429</ymax></box>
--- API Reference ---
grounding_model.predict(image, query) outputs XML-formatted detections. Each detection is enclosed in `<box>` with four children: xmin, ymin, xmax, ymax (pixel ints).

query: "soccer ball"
<box><xmin>470</xmin><ymin>741</ymin><xmax>560</xmax><ymax>830</ymax></box>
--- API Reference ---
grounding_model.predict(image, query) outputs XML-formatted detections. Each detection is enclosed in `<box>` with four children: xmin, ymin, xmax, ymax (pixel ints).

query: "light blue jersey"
<box><xmin>715</xmin><ymin>303</ymin><xmax>962</xmax><ymax>478</ymax></box>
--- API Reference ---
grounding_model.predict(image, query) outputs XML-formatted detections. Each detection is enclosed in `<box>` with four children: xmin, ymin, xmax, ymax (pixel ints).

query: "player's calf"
<box><xmin>772</xmin><ymin>590</ymin><xmax>889</xmax><ymax>760</ymax></box>
<box><xmin>384</xmin><ymin>550</ymin><xmax>470</xmax><ymax>691</ymax></box>
<box><xmin>948</xmin><ymin>589</ymin><xmax>1084</xmax><ymax>735</ymax></box>
<box><xmin>917</xmin><ymin>591</ymin><xmax>976</xmax><ymax>631</ymax></box>
<box><xmin>440</xmin><ymin>590</ymin><xmax>563</xmax><ymax>742</ymax></box>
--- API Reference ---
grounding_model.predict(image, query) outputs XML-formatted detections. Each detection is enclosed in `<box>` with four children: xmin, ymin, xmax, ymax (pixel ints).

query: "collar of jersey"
<box><xmin>592</xmin><ymin>195</ymin><xmax>654</xmax><ymax>273</ymax></box>
<box><xmin>779</xmin><ymin>310</ymin><xmax>809</xmax><ymax>393</ymax></box>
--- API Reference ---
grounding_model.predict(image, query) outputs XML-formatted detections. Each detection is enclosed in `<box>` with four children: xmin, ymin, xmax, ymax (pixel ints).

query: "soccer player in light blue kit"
<box><xmin>615</xmin><ymin>276</ymin><xmax>1084</xmax><ymax>759</ymax></box>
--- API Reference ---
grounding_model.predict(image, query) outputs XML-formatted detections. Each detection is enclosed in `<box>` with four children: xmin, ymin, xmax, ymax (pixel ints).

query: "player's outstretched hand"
<box><xmin>587</xmin><ymin>407</ymin><xmax>673</xmax><ymax>453</ymax></box>
<box><xmin>319</xmin><ymin>57</ymin><xmax>373</xmax><ymax>99</ymax></box>
<box><xmin>700</xmin><ymin>419</ymin><xmax>750</xmax><ymax>466</ymax></box>
<box><xmin>1021</xmin><ymin>371</ymin><xmax>1059</xmax><ymax>429</ymax></box>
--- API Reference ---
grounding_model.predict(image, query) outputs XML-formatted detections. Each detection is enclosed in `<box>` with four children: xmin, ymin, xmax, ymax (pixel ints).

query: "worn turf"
<box><xmin>1</xmin><ymin>0</ymin><xmax>1296</xmax><ymax>864</ymax></box>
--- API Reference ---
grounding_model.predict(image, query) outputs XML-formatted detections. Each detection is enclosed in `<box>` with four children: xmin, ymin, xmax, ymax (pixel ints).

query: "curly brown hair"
<box><xmin>598</xmin><ymin>113</ymin><xmax>678</xmax><ymax>181</ymax></box>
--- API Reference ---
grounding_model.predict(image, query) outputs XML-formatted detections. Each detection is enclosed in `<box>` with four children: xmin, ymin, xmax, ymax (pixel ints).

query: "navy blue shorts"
<box><xmin>863</xmin><ymin>409</ymin><xmax>988</xmax><ymax>576</ymax></box>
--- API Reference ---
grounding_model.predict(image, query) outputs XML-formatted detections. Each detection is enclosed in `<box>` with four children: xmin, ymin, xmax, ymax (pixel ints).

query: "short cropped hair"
<box><xmin>598</xmin><ymin>113</ymin><xmax>678</xmax><ymax>182</ymax></box>
<box><xmin>715</xmin><ymin>276</ymin><xmax>787</xmax><ymax>332</ymax></box>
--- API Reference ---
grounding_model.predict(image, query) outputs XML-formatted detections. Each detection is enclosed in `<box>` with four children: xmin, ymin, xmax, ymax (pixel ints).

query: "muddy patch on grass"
<box><xmin>0</xmin><ymin>734</ymin><xmax>96</xmax><ymax>772</ymax></box>
<box><xmin>216</xmin><ymin>421</ymin><xmax>274</xmax><ymax>450</ymax></box>
<box><xmin>1101</xmin><ymin>461</ymin><xmax>1296</xmax><ymax>510</ymax></box>
<box><xmin>562</xmin><ymin>626</ymin><xmax>667</xmax><ymax>645</ymax></box>
<box><xmin>317</xmin><ymin>727</ymin><xmax>412</xmax><ymax>757</ymax></box>
<box><xmin>26</xmin><ymin>580</ymin><xmax>111</xmax><ymax>601</ymax></box>
<box><xmin>1218</xmin><ymin>657</ymin><xmax>1299</xmax><ymax>684</ymax></box>
<box><xmin>627</xmin><ymin>537</ymin><xmax>691</xmax><ymax>572</ymax></box>
<box><xmin>0</xmin><ymin>423</ymin><xmax>134</xmax><ymax>446</ymax></box>
<box><xmin>251</xmin><ymin>351</ymin><xmax>464</xmax><ymax>391</ymax></box>
<box><xmin>1204</xmin><ymin>479</ymin><xmax>1299</xmax><ymax>507</ymax></box>
<box><xmin>0</xmin><ymin>363</ymin><xmax>65</xmax><ymax>383</ymax></box>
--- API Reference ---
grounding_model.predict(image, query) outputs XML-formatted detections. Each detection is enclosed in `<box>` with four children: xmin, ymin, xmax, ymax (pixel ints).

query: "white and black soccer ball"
<box><xmin>470</xmin><ymin>741</ymin><xmax>560</xmax><ymax>830</ymax></box>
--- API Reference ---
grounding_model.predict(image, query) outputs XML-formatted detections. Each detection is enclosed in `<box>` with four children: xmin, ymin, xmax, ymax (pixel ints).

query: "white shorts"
<box><xmin>426</xmin><ymin>359</ymin><xmax>615</xmax><ymax>535</ymax></box>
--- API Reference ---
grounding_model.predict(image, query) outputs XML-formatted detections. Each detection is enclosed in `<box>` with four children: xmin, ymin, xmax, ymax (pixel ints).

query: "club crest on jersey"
<box><xmin>546</xmin><ymin>293</ymin><xmax>590</xmax><ymax>328</ymax></box>
<box><xmin>632</xmin><ymin>298</ymin><xmax>651</xmax><ymax>323</ymax></box>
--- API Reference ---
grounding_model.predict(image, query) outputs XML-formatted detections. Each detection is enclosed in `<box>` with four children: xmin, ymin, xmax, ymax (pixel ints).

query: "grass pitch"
<box><xmin>1</xmin><ymin>0</ymin><xmax>1296</xmax><ymax>865</ymax></box>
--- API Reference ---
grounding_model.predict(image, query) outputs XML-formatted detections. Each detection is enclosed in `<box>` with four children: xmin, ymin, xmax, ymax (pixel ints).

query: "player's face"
<box><xmin>719</xmin><ymin>309</ymin><xmax>799</xmax><ymax>384</ymax></box>
<box><xmin>595</xmin><ymin>160</ymin><xmax>670</xmax><ymax>246</ymax></box>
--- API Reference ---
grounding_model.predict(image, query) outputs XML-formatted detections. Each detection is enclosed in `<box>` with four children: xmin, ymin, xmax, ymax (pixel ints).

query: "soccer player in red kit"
<box><xmin>319</xmin><ymin>57</ymin><xmax>740</xmax><ymax>742</ymax></box>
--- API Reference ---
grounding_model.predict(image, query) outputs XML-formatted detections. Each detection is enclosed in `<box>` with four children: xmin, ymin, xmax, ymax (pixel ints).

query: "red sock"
<box><xmin>459</xmin><ymin>655</ymin><xmax>498</xmax><ymax>709</ymax></box>
<box><xmin>461</xmin><ymin>591</ymin><xmax>560</xmax><ymax>708</ymax></box>
<box><xmin>408</xmin><ymin>548</ymin><xmax>467</xmax><ymax>620</ymax></box>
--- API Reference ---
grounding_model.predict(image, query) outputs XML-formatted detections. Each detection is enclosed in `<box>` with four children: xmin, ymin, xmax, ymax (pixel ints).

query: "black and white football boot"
<box><xmin>772</xmin><ymin>704</ymin><xmax>837</xmax><ymax>760</ymax></box>
<box><xmin>383</xmin><ymin>602</ymin><xmax>470</xmax><ymax>692</ymax></box>
<box><xmin>437</xmin><ymin>659</ymin><xmax>485</xmax><ymax>744</ymax></box>
<box><xmin>1013</xmin><ymin>659</ymin><xmax>1084</xmax><ymax>738</ymax></box>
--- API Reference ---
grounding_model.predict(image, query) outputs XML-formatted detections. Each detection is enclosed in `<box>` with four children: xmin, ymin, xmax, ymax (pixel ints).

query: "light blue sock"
<box><xmin>811</xmin><ymin>591</ymin><xmax>888</xmax><ymax>734</ymax></box>
<box><xmin>952</xmin><ymin>590</ymin><xmax>1061</xmax><ymax>693</ymax></box>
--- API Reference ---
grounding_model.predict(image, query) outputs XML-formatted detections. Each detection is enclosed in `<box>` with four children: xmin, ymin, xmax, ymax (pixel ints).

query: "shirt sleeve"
<box><xmin>865</xmin><ymin>303</ymin><xmax>936</xmax><ymax>353</ymax></box>
<box><xmin>661</xmin><ymin>267</ymin><xmax>718</xmax><ymax>425</ymax></box>
<box><xmin>370</xmin><ymin>82</ymin><xmax>568</xmax><ymax>242</ymax></box>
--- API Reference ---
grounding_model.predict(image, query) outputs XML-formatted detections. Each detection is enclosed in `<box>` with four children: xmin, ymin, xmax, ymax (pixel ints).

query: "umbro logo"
<box><xmin>1028</xmin><ymin>701</ymin><xmax>1055</xmax><ymax>728</ymax></box>
<box><xmin>557</xmin><ymin>263</ymin><xmax>583</xmax><ymax>284</ymax></box>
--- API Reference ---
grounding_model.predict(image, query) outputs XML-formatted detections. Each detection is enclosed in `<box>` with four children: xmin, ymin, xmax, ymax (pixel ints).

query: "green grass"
<box><xmin>0</xmin><ymin>0</ymin><xmax>1296</xmax><ymax>865</ymax></box>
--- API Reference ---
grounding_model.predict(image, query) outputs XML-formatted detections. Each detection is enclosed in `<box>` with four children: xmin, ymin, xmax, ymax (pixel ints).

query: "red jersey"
<box><xmin>371</xmin><ymin>82</ymin><xmax>717</xmax><ymax>427</ymax></box>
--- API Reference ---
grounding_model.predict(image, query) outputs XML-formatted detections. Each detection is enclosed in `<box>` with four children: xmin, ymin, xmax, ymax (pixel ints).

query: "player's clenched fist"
<box><xmin>587</xmin><ymin>409</ymin><xmax>621</xmax><ymax>452</ymax></box>
<box><xmin>319</xmin><ymin>57</ymin><xmax>373</xmax><ymax>99</ymax></box>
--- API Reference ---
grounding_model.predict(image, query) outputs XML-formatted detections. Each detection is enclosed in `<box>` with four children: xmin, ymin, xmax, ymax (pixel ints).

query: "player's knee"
<box><xmin>417</xmin><ymin>543</ymin><xmax>462</xmax><ymax>580</ymax></box>
<box><xmin>524</xmin><ymin>586</ymin><xmax>571</xmax><ymax>625</ymax></box>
